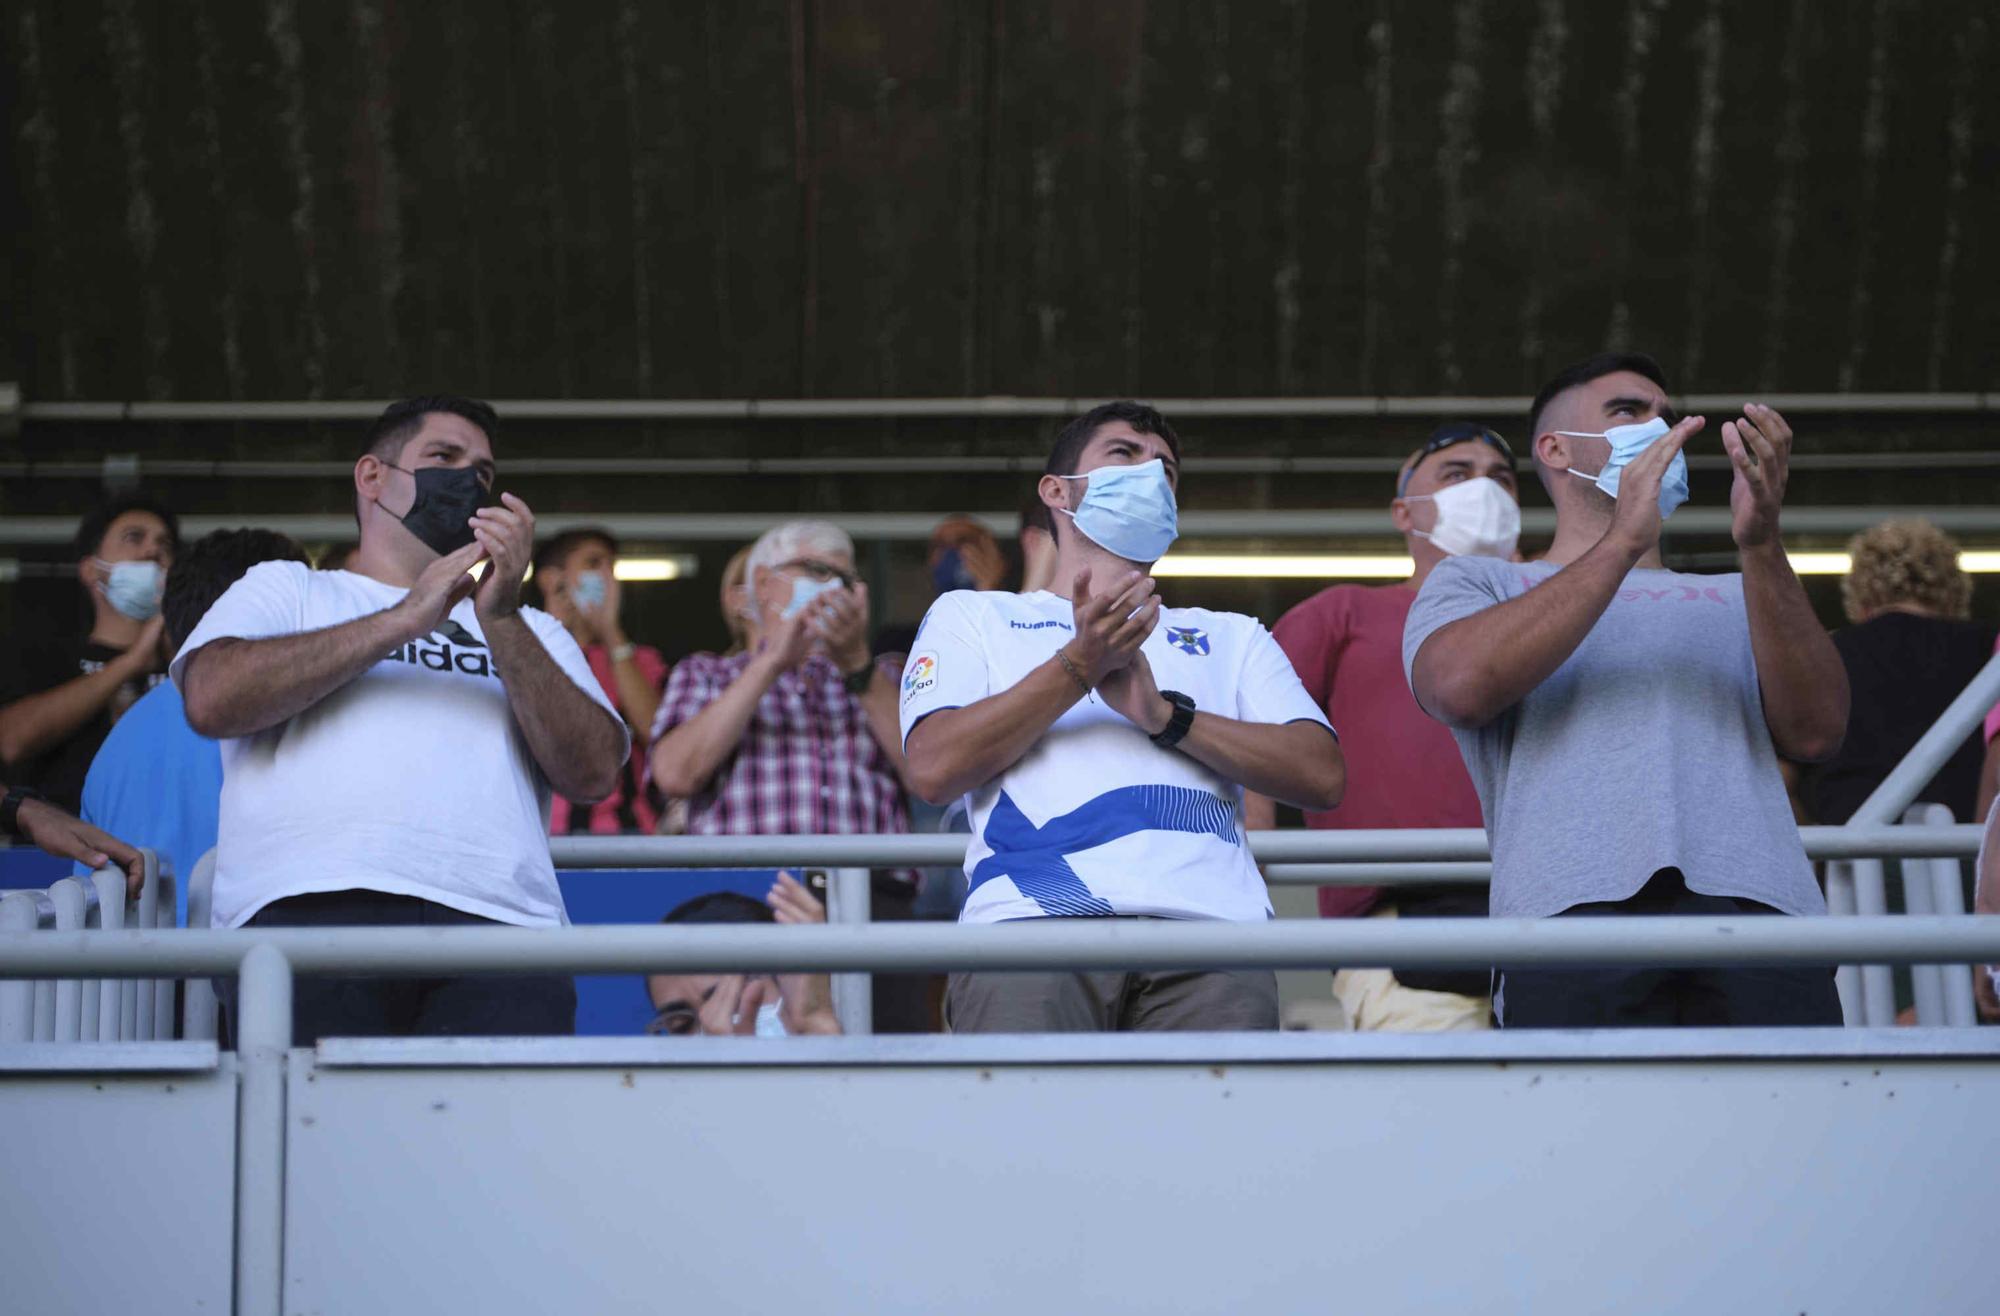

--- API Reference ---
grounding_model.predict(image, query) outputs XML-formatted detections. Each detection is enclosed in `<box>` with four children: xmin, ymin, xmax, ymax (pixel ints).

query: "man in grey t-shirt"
<box><xmin>1403</xmin><ymin>352</ymin><xmax>1849</xmax><ymax>1028</ymax></box>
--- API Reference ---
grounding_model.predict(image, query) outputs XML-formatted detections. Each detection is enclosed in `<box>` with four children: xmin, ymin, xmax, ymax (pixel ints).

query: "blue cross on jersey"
<box><xmin>970</xmin><ymin>785</ymin><xmax>1241</xmax><ymax>916</ymax></box>
<box><xmin>1166</xmin><ymin>626</ymin><xmax>1210</xmax><ymax>655</ymax></box>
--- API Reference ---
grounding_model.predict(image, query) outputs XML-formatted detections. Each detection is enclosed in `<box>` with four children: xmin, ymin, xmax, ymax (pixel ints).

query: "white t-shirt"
<box><xmin>898</xmin><ymin>590</ymin><xmax>1334</xmax><ymax>924</ymax></box>
<box><xmin>169</xmin><ymin>562</ymin><xmax>628</xmax><ymax>929</ymax></box>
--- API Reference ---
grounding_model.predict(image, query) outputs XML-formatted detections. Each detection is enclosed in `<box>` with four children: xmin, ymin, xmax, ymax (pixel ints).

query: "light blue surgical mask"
<box><xmin>1055</xmin><ymin>458</ymin><xmax>1179</xmax><ymax>563</ymax></box>
<box><xmin>570</xmin><ymin>570</ymin><xmax>608</xmax><ymax>610</ymax></box>
<box><xmin>781</xmin><ymin>575</ymin><xmax>843</xmax><ymax>619</ymax></box>
<box><xmin>1555</xmin><ymin>416</ymin><xmax>1689</xmax><ymax>519</ymax></box>
<box><xmin>93</xmin><ymin>558</ymin><xmax>164</xmax><ymax>622</ymax></box>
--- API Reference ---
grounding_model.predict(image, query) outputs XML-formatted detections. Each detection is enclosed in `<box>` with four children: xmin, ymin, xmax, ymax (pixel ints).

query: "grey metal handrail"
<box><xmin>14</xmin><ymin>390</ymin><xmax>1994</xmax><ymax>423</ymax></box>
<box><xmin>3</xmin><ymin>916</ymin><xmax>1996</xmax><ymax>979</ymax></box>
<box><xmin>9</xmin><ymin>506</ymin><xmax>2000</xmax><ymax>545</ymax></box>
<box><xmin>544</xmin><ymin>824</ymin><xmax>1980</xmax><ymax>870</ymax></box>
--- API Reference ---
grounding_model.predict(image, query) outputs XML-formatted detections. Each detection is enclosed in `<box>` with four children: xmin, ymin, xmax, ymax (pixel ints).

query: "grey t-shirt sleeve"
<box><xmin>1401</xmin><ymin>556</ymin><xmax>1510</xmax><ymax>719</ymax></box>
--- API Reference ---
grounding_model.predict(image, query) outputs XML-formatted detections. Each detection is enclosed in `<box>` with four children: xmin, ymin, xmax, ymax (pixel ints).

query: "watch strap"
<box><xmin>842</xmin><ymin>662</ymin><xmax>876</xmax><ymax>695</ymax></box>
<box><xmin>1149</xmin><ymin>690</ymin><xmax>1197</xmax><ymax>749</ymax></box>
<box><xmin>0</xmin><ymin>786</ymin><xmax>46</xmax><ymax>839</ymax></box>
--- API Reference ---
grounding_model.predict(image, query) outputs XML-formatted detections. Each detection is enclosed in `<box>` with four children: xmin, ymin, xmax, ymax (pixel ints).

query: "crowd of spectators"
<box><xmin>4</xmin><ymin>356</ymin><xmax>1997</xmax><ymax>1040</ymax></box>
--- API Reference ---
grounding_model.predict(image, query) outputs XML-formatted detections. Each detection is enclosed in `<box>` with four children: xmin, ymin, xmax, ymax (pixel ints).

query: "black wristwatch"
<box><xmin>0</xmin><ymin>786</ymin><xmax>46</xmax><ymax>839</ymax></box>
<box><xmin>842</xmin><ymin>661</ymin><xmax>876</xmax><ymax>695</ymax></box>
<box><xmin>1150</xmin><ymin>690</ymin><xmax>1197</xmax><ymax>749</ymax></box>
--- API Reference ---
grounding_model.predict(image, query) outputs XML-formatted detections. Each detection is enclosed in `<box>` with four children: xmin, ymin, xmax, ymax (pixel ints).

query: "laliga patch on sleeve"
<box><xmin>902</xmin><ymin>651</ymin><xmax>939</xmax><ymax>704</ymax></box>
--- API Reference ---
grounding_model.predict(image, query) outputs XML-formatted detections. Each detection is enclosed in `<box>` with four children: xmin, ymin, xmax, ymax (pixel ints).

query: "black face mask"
<box><xmin>385</xmin><ymin>464</ymin><xmax>489</xmax><ymax>556</ymax></box>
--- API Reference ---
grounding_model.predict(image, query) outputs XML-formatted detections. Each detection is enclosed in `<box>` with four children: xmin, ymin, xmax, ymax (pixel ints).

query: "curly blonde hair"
<box><xmin>1841</xmin><ymin>519</ymin><xmax>1971</xmax><ymax>623</ymax></box>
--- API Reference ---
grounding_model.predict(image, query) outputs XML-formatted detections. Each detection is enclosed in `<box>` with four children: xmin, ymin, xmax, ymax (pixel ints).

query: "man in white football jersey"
<box><xmin>901</xmin><ymin>401</ymin><xmax>1346</xmax><ymax>1032</ymax></box>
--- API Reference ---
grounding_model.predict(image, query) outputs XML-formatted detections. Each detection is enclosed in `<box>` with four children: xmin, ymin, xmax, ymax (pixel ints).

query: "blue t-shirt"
<box><xmin>72</xmin><ymin>682</ymin><xmax>222</xmax><ymax>927</ymax></box>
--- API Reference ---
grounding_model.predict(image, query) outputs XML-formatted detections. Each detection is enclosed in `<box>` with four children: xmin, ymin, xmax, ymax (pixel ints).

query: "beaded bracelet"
<box><xmin>1054</xmin><ymin>647</ymin><xmax>1092</xmax><ymax>696</ymax></box>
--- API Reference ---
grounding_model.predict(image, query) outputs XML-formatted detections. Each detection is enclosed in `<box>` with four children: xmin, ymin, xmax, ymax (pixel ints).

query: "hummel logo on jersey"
<box><xmin>1166</xmin><ymin>626</ymin><xmax>1210</xmax><ymax>656</ymax></box>
<box><xmin>384</xmin><ymin>620</ymin><xmax>494</xmax><ymax>678</ymax></box>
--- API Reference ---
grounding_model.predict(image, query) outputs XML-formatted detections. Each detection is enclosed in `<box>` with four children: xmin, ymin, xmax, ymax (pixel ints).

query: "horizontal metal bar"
<box><xmin>6</xmin><ymin>450</ymin><xmax>1998</xmax><ymax>483</ymax></box>
<box><xmin>1</xmin><ymin>916</ymin><xmax>1995</xmax><ymax>979</ymax></box>
<box><xmin>544</xmin><ymin>825</ymin><xmax>1978</xmax><ymax>869</ymax></box>
<box><xmin>308</xmin><ymin>1027</ymin><xmax>2000</xmax><ymax>1070</ymax></box>
<box><xmin>14</xmin><ymin>392</ymin><xmax>1994</xmax><ymax>424</ymax></box>
<box><xmin>8</xmin><ymin>506</ymin><xmax>1996</xmax><ymax>547</ymax></box>
<box><xmin>0</xmin><ymin>1040</ymin><xmax>220</xmax><ymax>1072</ymax></box>
<box><xmin>1262</xmin><ymin>863</ymin><xmax>1490</xmax><ymax>885</ymax></box>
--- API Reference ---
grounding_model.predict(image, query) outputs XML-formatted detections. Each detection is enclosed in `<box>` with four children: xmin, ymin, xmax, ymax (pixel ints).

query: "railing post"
<box><xmin>1905</xmin><ymin>804</ymin><xmax>1978</xmax><ymax>1027</ymax></box>
<box><xmin>1850</xmin><ymin>859</ymin><xmax>1899</xmax><ymax>1026</ymax></box>
<box><xmin>1824</xmin><ymin>862</ymin><xmax>1864</xmax><ymax>1026</ymax></box>
<box><xmin>0</xmin><ymin>891</ymin><xmax>41</xmax><ymax>1041</ymax></box>
<box><xmin>235</xmin><ymin>943</ymin><xmax>292</xmax><ymax>1316</ymax></box>
<box><xmin>826</xmin><ymin>867</ymin><xmax>874</xmax><ymax>1036</ymax></box>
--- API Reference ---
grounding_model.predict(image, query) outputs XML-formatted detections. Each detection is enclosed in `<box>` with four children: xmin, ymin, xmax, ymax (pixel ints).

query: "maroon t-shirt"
<box><xmin>1272</xmin><ymin>582</ymin><xmax>1487</xmax><ymax>918</ymax></box>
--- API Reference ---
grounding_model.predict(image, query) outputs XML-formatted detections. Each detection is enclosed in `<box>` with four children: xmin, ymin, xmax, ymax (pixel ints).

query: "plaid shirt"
<box><xmin>649</xmin><ymin>651</ymin><xmax>911</xmax><ymax>855</ymax></box>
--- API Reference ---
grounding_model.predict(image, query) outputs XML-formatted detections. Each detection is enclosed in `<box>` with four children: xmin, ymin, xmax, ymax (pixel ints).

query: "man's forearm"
<box><xmin>484</xmin><ymin>615</ymin><xmax>626</xmax><ymax>802</ymax></box>
<box><xmin>903</xmin><ymin>659</ymin><xmax>1085</xmax><ymax>805</ymax></box>
<box><xmin>649</xmin><ymin>661</ymin><xmax>780</xmax><ymax>797</ymax></box>
<box><xmin>1176</xmin><ymin>715</ymin><xmax>1344</xmax><ymax>811</ymax></box>
<box><xmin>181</xmin><ymin>608</ymin><xmax>415</xmax><ymax>739</ymax></box>
<box><xmin>1741</xmin><ymin>542</ymin><xmax>1849</xmax><ymax>762</ymax></box>
<box><xmin>1411</xmin><ymin>537</ymin><xmax>1638</xmax><ymax>728</ymax></box>
<box><xmin>0</xmin><ymin>664</ymin><xmax>138</xmax><ymax>766</ymax></box>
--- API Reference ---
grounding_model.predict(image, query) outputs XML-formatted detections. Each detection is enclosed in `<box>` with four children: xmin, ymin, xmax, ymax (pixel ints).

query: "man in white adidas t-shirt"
<box><xmin>901</xmin><ymin>401</ymin><xmax>1346</xmax><ymax>1032</ymax></box>
<box><xmin>174</xmin><ymin>395</ymin><xmax>629</xmax><ymax>1043</ymax></box>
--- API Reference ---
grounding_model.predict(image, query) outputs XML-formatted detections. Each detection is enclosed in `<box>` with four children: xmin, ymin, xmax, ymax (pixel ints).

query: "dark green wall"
<box><xmin>7</xmin><ymin>0</ymin><xmax>1996</xmax><ymax>403</ymax></box>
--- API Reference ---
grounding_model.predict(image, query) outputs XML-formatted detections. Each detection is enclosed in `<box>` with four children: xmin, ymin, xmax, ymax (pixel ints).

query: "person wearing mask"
<box><xmin>533</xmin><ymin>528</ymin><xmax>668</xmax><ymax>835</ymax></box>
<box><xmin>1245</xmin><ymin>423</ymin><xmax>1520</xmax><ymax>1031</ymax></box>
<box><xmin>647</xmin><ymin>520</ymin><xmax>927</xmax><ymax>1032</ymax></box>
<box><xmin>0</xmin><ymin>495</ymin><xmax>179</xmax><ymax>811</ymax></box>
<box><xmin>72</xmin><ymin>528</ymin><xmax>312</xmax><ymax>926</ymax></box>
<box><xmin>174</xmin><ymin>395</ymin><xmax>629</xmax><ymax>1042</ymax></box>
<box><xmin>644</xmin><ymin>872</ymin><xmax>841</xmax><ymax>1037</ymax></box>
<box><xmin>927</xmin><ymin>516</ymin><xmax>1009</xmax><ymax>595</ymax></box>
<box><xmin>901</xmin><ymin>401</ymin><xmax>1345</xmax><ymax>1033</ymax></box>
<box><xmin>1405</xmin><ymin>352</ymin><xmax>1848</xmax><ymax>1028</ymax></box>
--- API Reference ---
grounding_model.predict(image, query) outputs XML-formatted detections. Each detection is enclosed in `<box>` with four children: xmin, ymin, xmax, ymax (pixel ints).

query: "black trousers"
<box><xmin>218</xmin><ymin>890</ymin><xmax>576</xmax><ymax>1047</ymax></box>
<box><xmin>1495</xmin><ymin>869</ymin><xmax>1844</xmax><ymax>1029</ymax></box>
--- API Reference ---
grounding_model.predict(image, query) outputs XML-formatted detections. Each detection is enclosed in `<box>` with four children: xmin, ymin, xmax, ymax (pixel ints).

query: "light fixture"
<box><xmin>1153</xmin><ymin>555</ymin><xmax>1414</xmax><ymax>579</ymax></box>
<box><xmin>614</xmin><ymin>556</ymin><xmax>698</xmax><ymax>582</ymax></box>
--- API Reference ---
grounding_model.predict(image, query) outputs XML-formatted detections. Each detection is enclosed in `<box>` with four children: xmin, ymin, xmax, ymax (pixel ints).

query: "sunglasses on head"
<box><xmin>1398</xmin><ymin>425</ymin><xmax>1515</xmax><ymax>494</ymax></box>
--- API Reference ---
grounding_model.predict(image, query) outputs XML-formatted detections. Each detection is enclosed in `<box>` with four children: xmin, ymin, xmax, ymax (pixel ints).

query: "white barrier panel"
<box><xmin>282</xmin><ymin>1033</ymin><xmax>2000</xmax><ymax>1315</ymax></box>
<box><xmin>0</xmin><ymin>1043</ymin><xmax>235</xmax><ymax>1313</ymax></box>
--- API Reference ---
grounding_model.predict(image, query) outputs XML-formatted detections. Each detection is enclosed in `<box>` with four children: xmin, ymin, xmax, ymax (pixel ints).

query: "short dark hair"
<box><xmin>162</xmin><ymin>529</ymin><xmax>311</xmax><ymax>649</ymax></box>
<box><xmin>73</xmin><ymin>493</ymin><xmax>180</xmax><ymax>560</ymax></box>
<box><xmin>1043</xmin><ymin>400</ymin><xmax>1181</xmax><ymax>479</ymax></box>
<box><xmin>660</xmin><ymin>891</ymin><xmax>776</xmax><ymax>926</ymax></box>
<box><xmin>360</xmin><ymin>393</ymin><xmax>500</xmax><ymax>464</ymax></box>
<box><xmin>1526</xmin><ymin>352</ymin><xmax>1672</xmax><ymax>443</ymax></box>
<box><xmin>533</xmin><ymin>526</ymin><xmax>621</xmax><ymax>576</ymax></box>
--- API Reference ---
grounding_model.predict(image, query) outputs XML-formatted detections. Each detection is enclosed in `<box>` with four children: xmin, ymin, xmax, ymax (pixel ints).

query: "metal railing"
<box><xmin>8</xmin><ymin>505</ymin><xmax>2000</xmax><ymax>545</ymax></box>
<box><xmin>12</xmin><ymin>390</ymin><xmax>1995</xmax><ymax>423</ymax></box>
